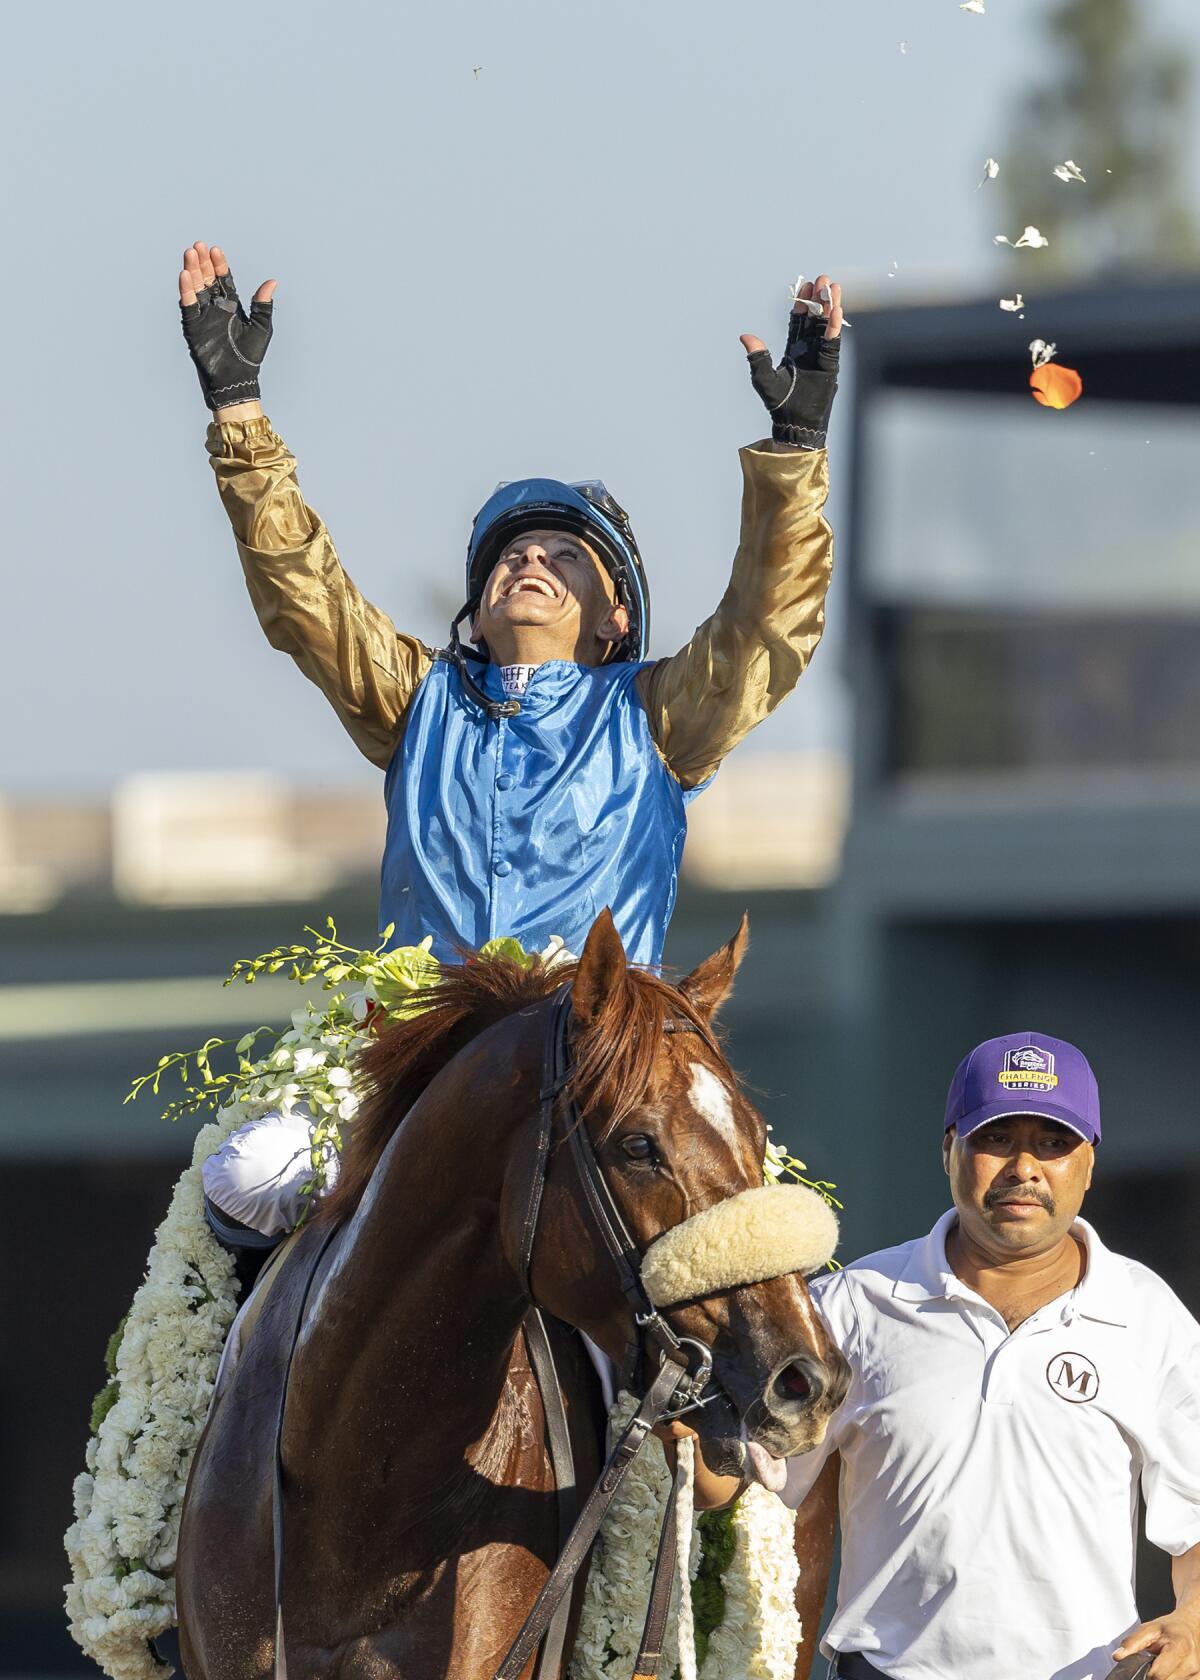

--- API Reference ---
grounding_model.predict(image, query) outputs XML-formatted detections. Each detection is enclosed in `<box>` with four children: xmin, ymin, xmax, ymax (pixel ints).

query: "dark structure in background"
<box><xmin>835</xmin><ymin>275</ymin><xmax>1200</xmax><ymax>1250</ymax></box>
<box><xmin>6</xmin><ymin>277</ymin><xmax>1199</xmax><ymax>1671</ymax></box>
<box><xmin>829</xmin><ymin>276</ymin><xmax>1200</xmax><ymax>1620</ymax></box>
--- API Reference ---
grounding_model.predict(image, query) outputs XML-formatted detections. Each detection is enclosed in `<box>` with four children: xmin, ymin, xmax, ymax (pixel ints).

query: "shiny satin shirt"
<box><xmin>383</xmin><ymin>657</ymin><xmax>706</xmax><ymax>963</ymax></box>
<box><xmin>207</xmin><ymin>416</ymin><xmax>834</xmax><ymax>961</ymax></box>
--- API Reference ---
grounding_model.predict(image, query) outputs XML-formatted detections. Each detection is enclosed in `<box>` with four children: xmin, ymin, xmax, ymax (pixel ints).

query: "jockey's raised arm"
<box><xmin>635</xmin><ymin>439</ymin><xmax>833</xmax><ymax>787</ymax></box>
<box><xmin>179</xmin><ymin>242</ymin><xmax>432</xmax><ymax>768</ymax></box>
<box><xmin>208</xmin><ymin>415</ymin><xmax>433</xmax><ymax>769</ymax></box>
<box><xmin>639</xmin><ymin>277</ymin><xmax>842</xmax><ymax>786</ymax></box>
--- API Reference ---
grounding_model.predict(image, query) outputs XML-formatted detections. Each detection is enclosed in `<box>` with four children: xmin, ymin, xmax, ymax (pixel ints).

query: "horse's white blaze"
<box><xmin>687</xmin><ymin>1063</ymin><xmax>739</xmax><ymax>1147</ymax></box>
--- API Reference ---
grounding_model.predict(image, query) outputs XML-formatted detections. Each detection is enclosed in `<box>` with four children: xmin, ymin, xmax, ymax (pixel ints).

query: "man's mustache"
<box><xmin>984</xmin><ymin>1187</ymin><xmax>1056</xmax><ymax>1214</ymax></box>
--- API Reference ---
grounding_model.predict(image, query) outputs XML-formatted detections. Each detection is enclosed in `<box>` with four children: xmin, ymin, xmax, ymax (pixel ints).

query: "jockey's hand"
<box><xmin>179</xmin><ymin>241</ymin><xmax>276</xmax><ymax>415</ymax></box>
<box><xmin>740</xmin><ymin>273</ymin><xmax>842</xmax><ymax>451</ymax></box>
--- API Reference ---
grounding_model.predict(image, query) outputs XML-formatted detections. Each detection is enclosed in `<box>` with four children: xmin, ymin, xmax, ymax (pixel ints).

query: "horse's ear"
<box><xmin>572</xmin><ymin>908</ymin><xmax>628</xmax><ymax>1026</ymax></box>
<box><xmin>679</xmin><ymin>913</ymin><xmax>750</xmax><ymax>1022</ymax></box>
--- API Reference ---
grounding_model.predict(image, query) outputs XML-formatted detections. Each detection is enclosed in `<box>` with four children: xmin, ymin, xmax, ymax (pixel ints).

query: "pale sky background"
<box><xmin>4</xmin><ymin>0</ymin><xmax>1199</xmax><ymax>794</ymax></box>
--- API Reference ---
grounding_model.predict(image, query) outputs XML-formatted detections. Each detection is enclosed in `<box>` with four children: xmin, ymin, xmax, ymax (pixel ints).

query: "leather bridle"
<box><xmin>493</xmin><ymin>983</ymin><xmax>722</xmax><ymax>1680</ymax></box>
<box><xmin>522</xmin><ymin>983</ymin><xmax>720</xmax><ymax>1413</ymax></box>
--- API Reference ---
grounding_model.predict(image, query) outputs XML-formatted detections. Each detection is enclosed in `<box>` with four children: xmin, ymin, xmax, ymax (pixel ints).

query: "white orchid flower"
<box><xmin>292</xmin><ymin>1047</ymin><xmax>328</xmax><ymax>1074</ymax></box>
<box><xmin>1029</xmin><ymin>338</ymin><xmax>1058</xmax><ymax>367</ymax></box>
<box><xmin>994</xmin><ymin>226</ymin><xmax>1050</xmax><ymax>249</ymax></box>
<box><xmin>786</xmin><ymin>274</ymin><xmax>850</xmax><ymax>328</ymax></box>
<box><xmin>976</xmin><ymin>157</ymin><xmax>1000</xmax><ymax>189</ymax></box>
<box><xmin>327</xmin><ymin>1066</ymin><xmax>354</xmax><ymax>1089</ymax></box>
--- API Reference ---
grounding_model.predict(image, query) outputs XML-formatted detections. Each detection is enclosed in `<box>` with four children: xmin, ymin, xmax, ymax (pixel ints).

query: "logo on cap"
<box><xmin>998</xmin><ymin>1046</ymin><xmax>1059</xmax><ymax>1092</ymax></box>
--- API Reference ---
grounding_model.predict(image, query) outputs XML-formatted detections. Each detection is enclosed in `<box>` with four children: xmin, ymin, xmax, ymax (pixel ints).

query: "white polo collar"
<box><xmin>892</xmin><ymin>1209</ymin><xmax>1131</xmax><ymax>1327</ymax></box>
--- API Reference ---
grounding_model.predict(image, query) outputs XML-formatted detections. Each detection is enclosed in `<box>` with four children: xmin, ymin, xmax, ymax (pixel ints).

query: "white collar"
<box><xmin>893</xmin><ymin>1209</ymin><xmax>1130</xmax><ymax>1326</ymax></box>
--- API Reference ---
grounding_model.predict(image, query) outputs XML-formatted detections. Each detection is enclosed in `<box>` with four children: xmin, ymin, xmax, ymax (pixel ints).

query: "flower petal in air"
<box><xmin>1030</xmin><ymin>364</ymin><xmax>1083</xmax><ymax>408</ymax></box>
<box><xmin>977</xmin><ymin>157</ymin><xmax>1000</xmax><ymax>189</ymax></box>
<box><xmin>960</xmin><ymin>1</ymin><xmax>985</xmax><ymax>13</ymax></box>
<box><xmin>1053</xmin><ymin>159</ymin><xmax>1086</xmax><ymax>184</ymax></box>
<box><xmin>996</xmin><ymin>226</ymin><xmax>1049</xmax><ymax>250</ymax></box>
<box><xmin>1000</xmin><ymin>295</ymin><xmax>1024</xmax><ymax>312</ymax></box>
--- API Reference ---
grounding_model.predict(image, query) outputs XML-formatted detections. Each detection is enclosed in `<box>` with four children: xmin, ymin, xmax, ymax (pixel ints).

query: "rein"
<box><xmin>529</xmin><ymin>988</ymin><xmax>718</xmax><ymax>1410</ymax></box>
<box><xmin>492</xmin><ymin>986</ymin><xmax>716</xmax><ymax>1680</ymax></box>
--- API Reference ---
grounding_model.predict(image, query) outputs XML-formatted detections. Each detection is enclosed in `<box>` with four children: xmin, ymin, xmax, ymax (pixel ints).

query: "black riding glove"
<box><xmin>180</xmin><ymin>271</ymin><xmax>273</xmax><ymax>411</ymax></box>
<box><xmin>746</xmin><ymin>308</ymin><xmax>839</xmax><ymax>450</ymax></box>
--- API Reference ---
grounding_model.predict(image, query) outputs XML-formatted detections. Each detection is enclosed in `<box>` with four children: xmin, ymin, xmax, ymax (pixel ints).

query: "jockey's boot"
<box><xmin>203</xmin><ymin>1195</ymin><xmax>286</xmax><ymax>1295</ymax></box>
<box><xmin>152</xmin><ymin>1625</ymin><xmax>187</xmax><ymax>1678</ymax></box>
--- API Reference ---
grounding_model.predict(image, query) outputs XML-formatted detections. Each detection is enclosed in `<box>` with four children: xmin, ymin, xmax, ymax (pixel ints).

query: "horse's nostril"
<box><xmin>777</xmin><ymin>1361</ymin><xmax>815</xmax><ymax>1404</ymax></box>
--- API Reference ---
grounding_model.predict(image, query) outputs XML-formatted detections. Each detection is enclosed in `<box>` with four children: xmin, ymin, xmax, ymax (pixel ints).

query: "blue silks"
<box><xmin>380</xmin><ymin>658</ymin><xmax>709</xmax><ymax>966</ymax></box>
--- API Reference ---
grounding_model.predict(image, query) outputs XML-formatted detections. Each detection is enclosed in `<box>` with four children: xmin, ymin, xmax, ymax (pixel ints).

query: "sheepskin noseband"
<box><xmin>639</xmin><ymin>1184</ymin><xmax>838</xmax><ymax>1309</ymax></box>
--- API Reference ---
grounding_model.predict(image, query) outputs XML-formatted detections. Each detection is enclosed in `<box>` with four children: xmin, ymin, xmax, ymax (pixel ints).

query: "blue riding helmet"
<box><xmin>465</xmin><ymin>478</ymin><xmax>650</xmax><ymax>662</ymax></box>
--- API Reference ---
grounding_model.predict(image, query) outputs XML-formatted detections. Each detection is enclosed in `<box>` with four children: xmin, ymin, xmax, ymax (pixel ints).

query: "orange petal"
<box><xmin>1030</xmin><ymin>364</ymin><xmax>1083</xmax><ymax>408</ymax></box>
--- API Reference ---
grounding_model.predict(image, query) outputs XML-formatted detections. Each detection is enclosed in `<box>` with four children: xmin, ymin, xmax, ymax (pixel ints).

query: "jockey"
<box><xmin>177</xmin><ymin>240</ymin><xmax>843</xmax><ymax>1262</ymax></box>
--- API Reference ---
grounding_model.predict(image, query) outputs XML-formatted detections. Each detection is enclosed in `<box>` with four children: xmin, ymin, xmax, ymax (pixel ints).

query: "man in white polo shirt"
<box><xmin>784</xmin><ymin>1031</ymin><xmax>1200</xmax><ymax>1680</ymax></box>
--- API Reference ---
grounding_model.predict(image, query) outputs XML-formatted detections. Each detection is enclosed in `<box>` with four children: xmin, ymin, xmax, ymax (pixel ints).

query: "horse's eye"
<box><xmin>621</xmin><ymin>1134</ymin><xmax>656</xmax><ymax>1163</ymax></box>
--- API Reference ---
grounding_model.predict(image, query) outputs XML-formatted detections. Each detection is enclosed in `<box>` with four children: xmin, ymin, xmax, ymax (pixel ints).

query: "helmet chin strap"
<box><xmin>447</xmin><ymin>605</ymin><xmax>522</xmax><ymax>721</ymax></box>
<box><xmin>446</xmin><ymin>598</ymin><xmax>628</xmax><ymax>720</ymax></box>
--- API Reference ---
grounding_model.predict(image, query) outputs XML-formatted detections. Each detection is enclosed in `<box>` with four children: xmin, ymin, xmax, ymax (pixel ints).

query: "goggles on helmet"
<box><xmin>464</xmin><ymin>477</ymin><xmax>650</xmax><ymax>663</ymax></box>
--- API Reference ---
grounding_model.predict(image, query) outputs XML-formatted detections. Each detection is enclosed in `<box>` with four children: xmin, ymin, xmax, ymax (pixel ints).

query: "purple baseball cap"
<box><xmin>944</xmin><ymin>1031</ymin><xmax>1101</xmax><ymax>1144</ymax></box>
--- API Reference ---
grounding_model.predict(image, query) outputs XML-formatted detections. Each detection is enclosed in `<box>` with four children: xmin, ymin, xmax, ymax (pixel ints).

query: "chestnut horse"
<box><xmin>177</xmin><ymin>912</ymin><xmax>849</xmax><ymax>1680</ymax></box>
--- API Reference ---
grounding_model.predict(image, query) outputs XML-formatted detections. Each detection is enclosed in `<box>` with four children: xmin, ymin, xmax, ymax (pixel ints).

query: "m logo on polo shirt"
<box><xmin>1046</xmin><ymin>1351</ymin><xmax>1099</xmax><ymax>1404</ymax></box>
<box><xmin>999</xmin><ymin>1046</ymin><xmax>1059</xmax><ymax>1092</ymax></box>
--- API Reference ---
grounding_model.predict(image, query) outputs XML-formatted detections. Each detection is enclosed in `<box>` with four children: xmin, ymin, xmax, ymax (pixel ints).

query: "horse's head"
<box><xmin>528</xmin><ymin>910</ymin><xmax>851</xmax><ymax>1482</ymax></box>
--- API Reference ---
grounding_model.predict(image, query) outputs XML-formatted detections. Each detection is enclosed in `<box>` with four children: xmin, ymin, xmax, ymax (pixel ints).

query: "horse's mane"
<box><xmin>318</xmin><ymin>953</ymin><xmax>723</xmax><ymax>1230</ymax></box>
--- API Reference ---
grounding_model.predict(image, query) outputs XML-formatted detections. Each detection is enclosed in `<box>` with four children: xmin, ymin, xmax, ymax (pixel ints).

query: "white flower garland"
<box><xmin>64</xmin><ymin>943</ymin><xmax>385</xmax><ymax>1680</ymax></box>
<box><xmin>570</xmin><ymin>1393</ymin><xmax>700</xmax><ymax>1680</ymax></box>
<box><xmin>569</xmin><ymin>1397</ymin><xmax>803</xmax><ymax>1680</ymax></box>
<box><xmin>63</xmin><ymin>1049</ymin><xmax>372</xmax><ymax>1679</ymax></box>
<box><xmin>702</xmin><ymin>1486</ymin><xmax>802</xmax><ymax>1680</ymax></box>
<box><xmin>65</xmin><ymin>926</ymin><xmax>834</xmax><ymax>1680</ymax></box>
<box><xmin>64</xmin><ymin>1109</ymin><xmax>242</xmax><ymax>1680</ymax></box>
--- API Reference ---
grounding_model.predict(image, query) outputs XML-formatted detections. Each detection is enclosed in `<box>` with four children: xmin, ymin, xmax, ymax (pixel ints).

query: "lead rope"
<box><xmin>674</xmin><ymin>1438</ymin><xmax>698</xmax><ymax>1680</ymax></box>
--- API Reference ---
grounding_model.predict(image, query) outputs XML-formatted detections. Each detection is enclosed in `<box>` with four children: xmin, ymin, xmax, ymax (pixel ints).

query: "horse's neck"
<box><xmin>300</xmin><ymin>1021</ymin><xmax>541</xmax><ymax>1504</ymax></box>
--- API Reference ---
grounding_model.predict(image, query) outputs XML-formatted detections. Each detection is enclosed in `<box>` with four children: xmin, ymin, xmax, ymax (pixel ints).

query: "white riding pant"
<box><xmin>202</xmin><ymin>1107</ymin><xmax>339</xmax><ymax>1237</ymax></box>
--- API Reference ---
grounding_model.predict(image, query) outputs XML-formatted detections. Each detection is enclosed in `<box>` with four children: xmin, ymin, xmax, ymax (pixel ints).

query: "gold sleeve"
<box><xmin>206</xmin><ymin>415</ymin><xmax>433</xmax><ymax>770</ymax></box>
<box><xmin>635</xmin><ymin>443</ymin><xmax>833</xmax><ymax>789</ymax></box>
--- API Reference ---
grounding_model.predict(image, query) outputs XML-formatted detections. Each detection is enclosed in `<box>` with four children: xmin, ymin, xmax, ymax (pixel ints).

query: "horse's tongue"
<box><xmin>745</xmin><ymin>1441</ymin><xmax>788</xmax><ymax>1493</ymax></box>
